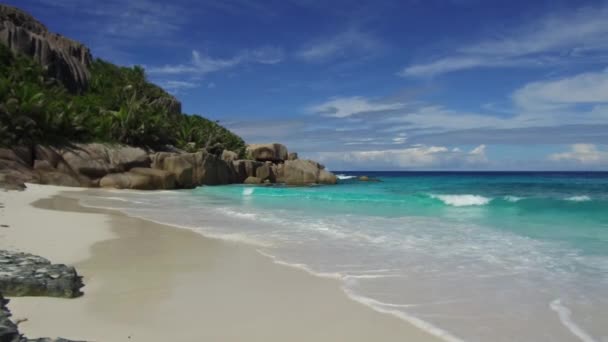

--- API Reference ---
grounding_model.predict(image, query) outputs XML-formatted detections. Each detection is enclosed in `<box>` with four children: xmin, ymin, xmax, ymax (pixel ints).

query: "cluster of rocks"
<box><xmin>0</xmin><ymin>142</ymin><xmax>337</xmax><ymax>190</ymax></box>
<box><xmin>0</xmin><ymin>250</ymin><xmax>83</xmax><ymax>298</ymax></box>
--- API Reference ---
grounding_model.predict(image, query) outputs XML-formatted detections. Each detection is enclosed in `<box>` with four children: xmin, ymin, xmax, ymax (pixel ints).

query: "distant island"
<box><xmin>0</xmin><ymin>4</ymin><xmax>336</xmax><ymax>191</ymax></box>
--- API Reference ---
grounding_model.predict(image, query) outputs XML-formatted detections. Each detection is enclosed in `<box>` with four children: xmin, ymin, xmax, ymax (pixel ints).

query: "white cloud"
<box><xmin>549</xmin><ymin>144</ymin><xmax>608</xmax><ymax>165</ymax></box>
<box><xmin>296</xmin><ymin>29</ymin><xmax>382</xmax><ymax>62</ymax></box>
<box><xmin>315</xmin><ymin>144</ymin><xmax>487</xmax><ymax>169</ymax></box>
<box><xmin>308</xmin><ymin>96</ymin><xmax>406</xmax><ymax>118</ymax></box>
<box><xmin>512</xmin><ymin>70</ymin><xmax>608</xmax><ymax>111</ymax></box>
<box><xmin>148</xmin><ymin>47</ymin><xmax>283</xmax><ymax>76</ymax></box>
<box><xmin>400</xmin><ymin>5</ymin><xmax>608</xmax><ymax>77</ymax></box>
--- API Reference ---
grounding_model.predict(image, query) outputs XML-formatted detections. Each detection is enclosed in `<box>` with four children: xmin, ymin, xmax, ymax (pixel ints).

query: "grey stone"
<box><xmin>0</xmin><ymin>250</ymin><xmax>83</xmax><ymax>298</ymax></box>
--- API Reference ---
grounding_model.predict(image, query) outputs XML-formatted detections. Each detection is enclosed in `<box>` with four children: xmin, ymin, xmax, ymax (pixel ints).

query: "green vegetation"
<box><xmin>0</xmin><ymin>44</ymin><xmax>246</xmax><ymax>156</ymax></box>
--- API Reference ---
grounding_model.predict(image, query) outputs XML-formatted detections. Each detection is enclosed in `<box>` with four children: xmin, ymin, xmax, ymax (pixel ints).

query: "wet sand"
<box><xmin>0</xmin><ymin>184</ymin><xmax>439</xmax><ymax>341</ymax></box>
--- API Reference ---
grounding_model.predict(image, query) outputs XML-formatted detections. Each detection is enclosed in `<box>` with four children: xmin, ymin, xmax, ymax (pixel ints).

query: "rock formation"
<box><xmin>0</xmin><ymin>141</ymin><xmax>339</xmax><ymax>190</ymax></box>
<box><xmin>246</xmin><ymin>143</ymin><xmax>289</xmax><ymax>162</ymax></box>
<box><xmin>283</xmin><ymin>159</ymin><xmax>337</xmax><ymax>185</ymax></box>
<box><xmin>0</xmin><ymin>250</ymin><xmax>84</xmax><ymax>298</ymax></box>
<box><xmin>0</xmin><ymin>4</ymin><xmax>92</xmax><ymax>93</ymax></box>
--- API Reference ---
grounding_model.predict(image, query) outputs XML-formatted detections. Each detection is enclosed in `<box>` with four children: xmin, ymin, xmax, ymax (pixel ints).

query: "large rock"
<box><xmin>151</xmin><ymin>151</ymin><xmax>235</xmax><ymax>187</ymax></box>
<box><xmin>0</xmin><ymin>4</ymin><xmax>92</xmax><ymax>93</ymax></box>
<box><xmin>37</xmin><ymin>171</ymin><xmax>81</xmax><ymax>187</ymax></box>
<box><xmin>288</xmin><ymin>152</ymin><xmax>298</xmax><ymax>161</ymax></box>
<box><xmin>232</xmin><ymin>160</ymin><xmax>263</xmax><ymax>183</ymax></box>
<box><xmin>284</xmin><ymin>160</ymin><xmax>319</xmax><ymax>185</ymax></box>
<box><xmin>129</xmin><ymin>168</ymin><xmax>176</xmax><ymax>190</ymax></box>
<box><xmin>0</xmin><ymin>250</ymin><xmax>84</xmax><ymax>298</ymax></box>
<box><xmin>162</xmin><ymin>154</ymin><xmax>195</xmax><ymax>188</ymax></box>
<box><xmin>255</xmin><ymin>163</ymin><xmax>274</xmax><ymax>182</ymax></box>
<box><xmin>0</xmin><ymin>158</ymin><xmax>38</xmax><ymax>188</ymax></box>
<box><xmin>221</xmin><ymin>150</ymin><xmax>238</xmax><ymax>162</ymax></box>
<box><xmin>197</xmin><ymin>151</ymin><xmax>235</xmax><ymax>185</ymax></box>
<box><xmin>246</xmin><ymin>143</ymin><xmax>288</xmax><ymax>162</ymax></box>
<box><xmin>318</xmin><ymin>169</ymin><xmax>338</xmax><ymax>184</ymax></box>
<box><xmin>283</xmin><ymin>159</ymin><xmax>337</xmax><ymax>185</ymax></box>
<box><xmin>34</xmin><ymin>145</ymin><xmax>63</xmax><ymax>168</ymax></box>
<box><xmin>243</xmin><ymin>176</ymin><xmax>262</xmax><ymax>185</ymax></box>
<box><xmin>57</xmin><ymin>144</ymin><xmax>150</xmax><ymax>179</ymax></box>
<box><xmin>99</xmin><ymin>172</ymin><xmax>154</xmax><ymax>190</ymax></box>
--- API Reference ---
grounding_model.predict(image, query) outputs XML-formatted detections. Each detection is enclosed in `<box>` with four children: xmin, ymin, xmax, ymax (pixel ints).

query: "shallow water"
<box><xmin>80</xmin><ymin>172</ymin><xmax>608</xmax><ymax>342</ymax></box>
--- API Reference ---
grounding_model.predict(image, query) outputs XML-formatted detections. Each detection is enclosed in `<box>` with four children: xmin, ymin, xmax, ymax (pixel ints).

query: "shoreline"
<box><xmin>0</xmin><ymin>185</ymin><xmax>440</xmax><ymax>341</ymax></box>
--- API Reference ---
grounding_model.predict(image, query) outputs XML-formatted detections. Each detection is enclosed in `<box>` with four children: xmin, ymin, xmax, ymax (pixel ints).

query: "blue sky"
<box><xmin>9</xmin><ymin>0</ymin><xmax>608</xmax><ymax>170</ymax></box>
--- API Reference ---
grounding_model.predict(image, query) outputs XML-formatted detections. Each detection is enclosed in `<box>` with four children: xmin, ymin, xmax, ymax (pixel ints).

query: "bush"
<box><xmin>0</xmin><ymin>44</ymin><xmax>246</xmax><ymax>155</ymax></box>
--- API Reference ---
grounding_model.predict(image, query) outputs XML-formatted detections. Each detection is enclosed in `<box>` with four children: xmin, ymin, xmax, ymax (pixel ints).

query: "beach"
<box><xmin>0</xmin><ymin>184</ymin><xmax>439</xmax><ymax>342</ymax></box>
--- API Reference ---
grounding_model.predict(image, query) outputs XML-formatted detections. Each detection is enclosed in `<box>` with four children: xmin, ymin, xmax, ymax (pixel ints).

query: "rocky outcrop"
<box><xmin>221</xmin><ymin>150</ymin><xmax>238</xmax><ymax>163</ymax></box>
<box><xmin>246</xmin><ymin>143</ymin><xmax>288</xmax><ymax>162</ymax></box>
<box><xmin>283</xmin><ymin>159</ymin><xmax>337</xmax><ymax>185</ymax></box>
<box><xmin>0</xmin><ymin>250</ymin><xmax>83</xmax><ymax>298</ymax></box>
<box><xmin>255</xmin><ymin>163</ymin><xmax>274</xmax><ymax>183</ymax></box>
<box><xmin>151</xmin><ymin>151</ymin><xmax>234</xmax><ymax>188</ymax></box>
<box><xmin>288</xmin><ymin>152</ymin><xmax>298</xmax><ymax>161</ymax></box>
<box><xmin>232</xmin><ymin>160</ymin><xmax>263</xmax><ymax>183</ymax></box>
<box><xmin>0</xmin><ymin>4</ymin><xmax>92</xmax><ymax>93</ymax></box>
<box><xmin>243</xmin><ymin>176</ymin><xmax>262</xmax><ymax>185</ymax></box>
<box><xmin>99</xmin><ymin>172</ymin><xmax>154</xmax><ymax>190</ymax></box>
<box><xmin>56</xmin><ymin>144</ymin><xmax>150</xmax><ymax>179</ymax></box>
<box><xmin>0</xmin><ymin>143</ymin><xmax>337</xmax><ymax>189</ymax></box>
<box><xmin>129</xmin><ymin>168</ymin><xmax>176</xmax><ymax>189</ymax></box>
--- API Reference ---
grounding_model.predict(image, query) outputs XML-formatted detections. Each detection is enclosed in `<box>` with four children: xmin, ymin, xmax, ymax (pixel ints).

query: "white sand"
<box><xmin>0</xmin><ymin>184</ymin><xmax>440</xmax><ymax>342</ymax></box>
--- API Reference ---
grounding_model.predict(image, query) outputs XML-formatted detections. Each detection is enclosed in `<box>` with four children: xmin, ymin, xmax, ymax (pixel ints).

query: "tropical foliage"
<box><xmin>0</xmin><ymin>44</ymin><xmax>246</xmax><ymax>155</ymax></box>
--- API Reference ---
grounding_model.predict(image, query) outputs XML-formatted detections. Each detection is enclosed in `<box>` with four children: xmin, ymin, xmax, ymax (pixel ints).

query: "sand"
<box><xmin>0</xmin><ymin>184</ymin><xmax>440</xmax><ymax>342</ymax></box>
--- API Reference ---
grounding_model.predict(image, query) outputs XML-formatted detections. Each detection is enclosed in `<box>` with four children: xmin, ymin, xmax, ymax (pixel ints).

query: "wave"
<box><xmin>550</xmin><ymin>299</ymin><xmax>597</xmax><ymax>342</ymax></box>
<box><xmin>431</xmin><ymin>194</ymin><xmax>491</xmax><ymax>207</ymax></box>
<box><xmin>243</xmin><ymin>187</ymin><xmax>255</xmax><ymax>196</ymax></box>
<box><xmin>336</xmin><ymin>174</ymin><xmax>357</xmax><ymax>180</ymax></box>
<box><xmin>503</xmin><ymin>195</ymin><xmax>523</xmax><ymax>202</ymax></box>
<box><xmin>566</xmin><ymin>195</ymin><xmax>591</xmax><ymax>202</ymax></box>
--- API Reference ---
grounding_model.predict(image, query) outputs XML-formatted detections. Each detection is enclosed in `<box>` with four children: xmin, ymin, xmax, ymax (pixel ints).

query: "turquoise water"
<box><xmin>82</xmin><ymin>172</ymin><xmax>608</xmax><ymax>342</ymax></box>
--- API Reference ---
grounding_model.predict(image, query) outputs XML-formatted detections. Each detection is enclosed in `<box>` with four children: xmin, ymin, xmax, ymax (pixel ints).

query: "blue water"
<box><xmin>81</xmin><ymin>172</ymin><xmax>608</xmax><ymax>342</ymax></box>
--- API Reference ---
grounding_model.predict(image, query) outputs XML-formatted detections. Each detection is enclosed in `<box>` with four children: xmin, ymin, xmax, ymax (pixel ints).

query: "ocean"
<box><xmin>80</xmin><ymin>171</ymin><xmax>608</xmax><ymax>342</ymax></box>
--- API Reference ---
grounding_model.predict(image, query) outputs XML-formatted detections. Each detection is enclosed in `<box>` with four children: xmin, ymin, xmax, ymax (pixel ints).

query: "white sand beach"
<box><xmin>0</xmin><ymin>184</ymin><xmax>439</xmax><ymax>342</ymax></box>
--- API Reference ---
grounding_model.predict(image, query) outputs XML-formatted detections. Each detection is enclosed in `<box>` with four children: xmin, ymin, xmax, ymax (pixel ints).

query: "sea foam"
<box><xmin>550</xmin><ymin>299</ymin><xmax>597</xmax><ymax>342</ymax></box>
<box><xmin>431</xmin><ymin>194</ymin><xmax>491</xmax><ymax>206</ymax></box>
<box><xmin>566</xmin><ymin>195</ymin><xmax>591</xmax><ymax>202</ymax></box>
<box><xmin>337</xmin><ymin>174</ymin><xmax>357</xmax><ymax>180</ymax></box>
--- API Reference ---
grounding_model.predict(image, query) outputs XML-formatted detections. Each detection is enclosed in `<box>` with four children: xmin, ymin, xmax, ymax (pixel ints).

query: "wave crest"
<box><xmin>431</xmin><ymin>194</ymin><xmax>491</xmax><ymax>207</ymax></box>
<box><xmin>337</xmin><ymin>174</ymin><xmax>357</xmax><ymax>180</ymax></box>
<box><xmin>566</xmin><ymin>195</ymin><xmax>591</xmax><ymax>202</ymax></box>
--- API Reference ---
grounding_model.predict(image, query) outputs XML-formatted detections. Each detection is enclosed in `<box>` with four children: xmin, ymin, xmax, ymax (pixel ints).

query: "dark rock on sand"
<box><xmin>0</xmin><ymin>250</ymin><xmax>83</xmax><ymax>298</ymax></box>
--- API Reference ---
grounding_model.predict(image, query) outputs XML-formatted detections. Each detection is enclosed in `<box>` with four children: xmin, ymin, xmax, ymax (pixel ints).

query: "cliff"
<box><xmin>0</xmin><ymin>4</ymin><xmax>92</xmax><ymax>93</ymax></box>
